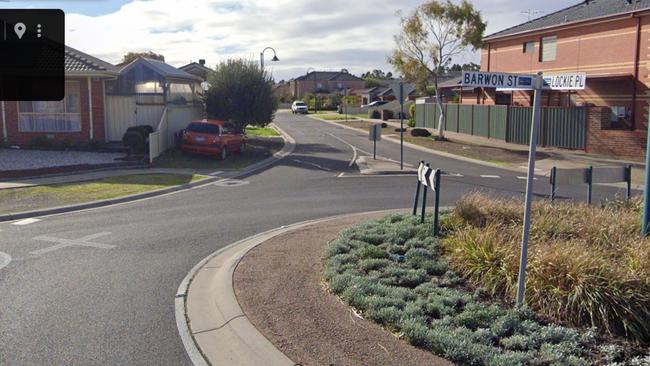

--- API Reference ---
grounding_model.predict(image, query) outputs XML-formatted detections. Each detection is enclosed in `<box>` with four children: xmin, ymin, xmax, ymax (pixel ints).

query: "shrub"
<box><xmin>323</xmin><ymin>213</ymin><xmax>649</xmax><ymax>365</ymax></box>
<box><xmin>407</xmin><ymin>117</ymin><xmax>416</xmax><ymax>128</ymax></box>
<box><xmin>409</xmin><ymin>102</ymin><xmax>416</xmax><ymax>118</ymax></box>
<box><xmin>445</xmin><ymin>193</ymin><xmax>650</xmax><ymax>344</ymax></box>
<box><xmin>370</xmin><ymin>110</ymin><xmax>381</xmax><ymax>119</ymax></box>
<box><xmin>411</xmin><ymin>128</ymin><xmax>431</xmax><ymax>137</ymax></box>
<box><xmin>29</xmin><ymin>135</ymin><xmax>50</xmax><ymax>149</ymax></box>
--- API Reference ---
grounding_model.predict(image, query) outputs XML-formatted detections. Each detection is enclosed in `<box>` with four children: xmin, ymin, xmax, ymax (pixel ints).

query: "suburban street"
<box><xmin>0</xmin><ymin>111</ymin><xmax>631</xmax><ymax>365</ymax></box>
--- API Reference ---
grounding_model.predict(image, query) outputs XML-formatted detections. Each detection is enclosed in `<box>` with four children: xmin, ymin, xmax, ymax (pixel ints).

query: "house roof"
<box><xmin>295</xmin><ymin>71</ymin><xmax>363</xmax><ymax>82</ymax></box>
<box><xmin>179</xmin><ymin>62</ymin><xmax>213</xmax><ymax>74</ymax></box>
<box><xmin>486</xmin><ymin>0</ymin><xmax>650</xmax><ymax>40</ymax></box>
<box><xmin>64</xmin><ymin>45</ymin><xmax>118</xmax><ymax>75</ymax></box>
<box><xmin>377</xmin><ymin>82</ymin><xmax>417</xmax><ymax>97</ymax></box>
<box><xmin>350</xmin><ymin>87</ymin><xmax>379</xmax><ymax>95</ymax></box>
<box><xmin>120</xmin><ymin>57</ymin><xmax>203</xmax><ymax>82</ymax></box>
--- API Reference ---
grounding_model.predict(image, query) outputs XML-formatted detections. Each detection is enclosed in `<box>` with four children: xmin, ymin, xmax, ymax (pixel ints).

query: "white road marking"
<box><xmin>327</xmin><ymin>133</ymin><xmax>358</xmax><ymax>167</ymax></box>
<box><xmin>520</xmin><ymin>166</ymin><xmax>542</xmax><ymax>172</ymax></box>
<box><xmin>292</xmin><ymin>159</ymin><xmax>333</xmax><ymax>172</ymax></box>
<box><xmin>0</xmin><ymin>252</ymin><xmax>11</xmax><ymax>270</ymax></box>
<box><xmin>30</xmin><ymin>232</ymin><xmax>114</xmax><ymax>255</ymax></box>
<box><xmin>213</xmin><ymin>179</ymin><xmax>250</xmax><ymax>187</ymax></box>
<box><xmin>444</xmin><ymin>173</ymin><xmax>464</xmax><ymax>177</ymax></box>
<box><xmin>208</xmin><ymin>170</ymin><xmax>223</xmax><ymax>176</ymax></box>
<box><xmin>480</xmin><ymin>175</ymin><xmax>501</xmax><ymax>179</ymax></box>
<box><xmin>517</xmin><ymin>176</ymin><xmax>538</xmax><ymax>180</ymax></box>
<box><xmin>12</xmin><ymin>218</ymin><xmax>41</xmax><ymax>226</ymax></box>
<box><xmin>337</xmin><ymin>173</ymin><xmax>345</xmax><ymax>178</ymax></box>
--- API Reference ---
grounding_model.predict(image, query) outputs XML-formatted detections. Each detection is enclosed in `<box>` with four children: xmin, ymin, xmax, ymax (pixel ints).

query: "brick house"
<box><xmin>455</xmin><ymin>0</ymin><xmax>650</xmax><ymax>158</ymax></box>
<box><xmin>0</xmin><ymin>46</ymin><xmax>119</xmax><ymax>147</ymax></box>
<box><xmin>288</xmin><ymin>71</ymin><xmax>365</xmax><ymax>99</ymax></box>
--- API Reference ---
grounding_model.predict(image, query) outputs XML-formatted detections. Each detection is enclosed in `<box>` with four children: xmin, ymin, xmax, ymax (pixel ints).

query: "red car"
<box><xmin>180</xmin><ymin>119</ymin><xmax>246</xmax><ymax>159</ymax></box>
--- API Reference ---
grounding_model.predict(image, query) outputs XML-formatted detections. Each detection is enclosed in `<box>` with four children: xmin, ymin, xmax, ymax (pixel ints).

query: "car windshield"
<box><xmin>186</xmin><ymin>122</ymin><xmax>220</xmax><ymax>134</ymax></box>
<box><xmin>295</xmin><ymin>102</ymin><xmax>306</xmax><ymax>106</ymax></box>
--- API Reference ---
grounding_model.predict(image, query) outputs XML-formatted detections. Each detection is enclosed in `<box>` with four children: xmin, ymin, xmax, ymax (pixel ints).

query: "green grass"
<box><xmin>245</xmin><ymin>126</ymin><xmax>280</xmax><ymax>137</ymax></box>
<box><xmin>316</xmin><ymin>114</ymin><xmax>359</xmax><ymax>121</ymax></box>
<box><xmin>324</xmin><ymin>213</ymin><xmax>650</xmax><ymax>365</ymax></box>
<box><xmin>0</xmin><ymin>174</ymin><xmax>206</xmax><ymax>215</ymax></box>
<box><xmin>153</xmin><ymin>137</ymin><xmax>284</xmax><ymax>170</ymax></box>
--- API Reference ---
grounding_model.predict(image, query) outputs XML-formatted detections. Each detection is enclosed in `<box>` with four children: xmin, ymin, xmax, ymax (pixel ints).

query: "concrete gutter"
<box><xmin>307</xmin><ymin>114</ymin><xmax>531</xmax><ymax>174</ymax></box>
<box><xmin>0</xmin><ymin>124</ymin><xmax>295</xmax><ymax>223</ymax></box>
<box><xmin>178</xmin><ymin>209</ymin><xmax>403</xmax><ymax>366</ymax></box>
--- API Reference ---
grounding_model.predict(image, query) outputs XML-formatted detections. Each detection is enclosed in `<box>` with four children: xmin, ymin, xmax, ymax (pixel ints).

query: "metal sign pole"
<box><xmin>516</xmin><ymin>73</ymin><xmax>543</xmax><ymax>307</ymax></box>
<box><xmin>643</xmin><ymin>102</ymin><xmax>650</xmax><ymax>235</ymax></box>
<box><xmin>400</xmin><ymin>82</ymin><xmax>404</xmax><ymax>171</ymax></box>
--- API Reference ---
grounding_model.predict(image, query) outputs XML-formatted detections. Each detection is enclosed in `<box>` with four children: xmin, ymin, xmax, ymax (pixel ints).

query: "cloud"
<box><xmin>64</xmin><ymin>0</ymin><xmax>573</xmax><ymax>81</ymax></box>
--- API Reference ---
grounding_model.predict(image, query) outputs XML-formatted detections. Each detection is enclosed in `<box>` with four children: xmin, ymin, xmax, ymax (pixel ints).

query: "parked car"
<box><xmin>291</xmin><ymin>101</ymin><xmax>309</xmax><ymax>114</ymax></box>
<box><xmin>361</xmin><ymin>100</ymin><xmax>389</xmax><ymax>108</ymax></box>
<box><xmin>180</xmin><ymin>119</ymin><xmax>245</xmax><ymax>160</ymax></box>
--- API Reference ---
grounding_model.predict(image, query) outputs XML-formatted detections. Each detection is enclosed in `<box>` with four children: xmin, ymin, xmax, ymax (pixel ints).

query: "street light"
<box><xmin>260</xmin><ymin>47</ymin><xmax>279</xmax><ymax>69</ymax></box>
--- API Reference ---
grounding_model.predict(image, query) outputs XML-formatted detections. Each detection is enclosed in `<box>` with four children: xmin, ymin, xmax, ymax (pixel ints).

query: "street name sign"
<box><xmin>543</xmin><ymin>72</ymin><xmax>586</xmax><ymax>90</ymax></box>
<box><xmin>369</xmin><ymin>124</ymin><xmax>382</xmax><ymax>141</ymax></box>
<box><xmin>462</xmin><ymin>71</ymin><xmax>535</xmax><ymax>89</ymax></box>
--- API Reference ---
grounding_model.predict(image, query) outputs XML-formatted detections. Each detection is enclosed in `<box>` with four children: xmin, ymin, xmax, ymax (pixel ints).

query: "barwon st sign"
<box><xmin>462</xmin><ymin>71</ymin><xmax>535</xmax><ymax>89</ymax></box>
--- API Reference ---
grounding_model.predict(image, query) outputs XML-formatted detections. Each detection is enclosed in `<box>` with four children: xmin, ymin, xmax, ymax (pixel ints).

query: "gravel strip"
<box><xmin>0</xmin><ymin>149</ymin><xmax>124</xmax><ymax>171</ymax></box>
<box><xmin>234</xmin><ymin>213</ymin><xmax>452</xmax><ymax>366</ymax></box>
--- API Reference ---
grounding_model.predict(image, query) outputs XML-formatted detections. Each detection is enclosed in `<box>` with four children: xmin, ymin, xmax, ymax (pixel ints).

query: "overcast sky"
<box><xmin>7</xmin><ymin>0</ymin><xmax>576</xmax><ymax>80</ymax></box>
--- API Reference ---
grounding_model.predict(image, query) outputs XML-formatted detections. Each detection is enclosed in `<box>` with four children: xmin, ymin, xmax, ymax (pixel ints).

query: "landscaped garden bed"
<box><xmin>323</xmin><ymin>194</ymin><xmax>650</xmax><ymax>365</ymax></box>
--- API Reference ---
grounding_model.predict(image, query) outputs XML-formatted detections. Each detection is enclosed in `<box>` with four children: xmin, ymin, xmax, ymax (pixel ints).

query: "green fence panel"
<box><xmin>489</xmin><ymin>106</ymin><xmax>508</xmax><ymax>140</ymax></box>
<box><xmin>507</xmin><ymin>106</ymin><xmax>533</xmax><ymax>145</ymax></box>
<box><xmin>425</xmin><ymin>103</ymin><xmax>438</xmax><ymax>129</ymax></box>
<box><xmin>458</xmin><ymin>105</ymin><xmax>474</xmax><ymax>134</ymax></box>
<box><xmin>473</xmin><ymin>105</ymin><xmax>490</xmax><ymax>137</ymax></box>
<box><xmin>542</xmin><ymin>107</ymin><xmax>586</xmax><ymax>149</ymax></box>
<box><xmin>446</xmin><ymin>104</ymin><xmax>459</xmax><ymax>132</ymax></box>
<box><xmin>415</xmin><ymin>104</ymin><xmax>425</xmax><ymax>127</ymax></box>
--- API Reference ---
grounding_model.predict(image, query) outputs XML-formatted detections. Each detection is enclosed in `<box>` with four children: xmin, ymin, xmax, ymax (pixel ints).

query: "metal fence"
<box><xmin>415</xmin><ymin>103</ymin><xmax>587</xmax><ymax>150</ymax></box>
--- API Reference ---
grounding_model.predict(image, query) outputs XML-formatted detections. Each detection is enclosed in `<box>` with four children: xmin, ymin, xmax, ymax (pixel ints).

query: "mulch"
<box><xmin>233</xmin><ymin>213</ymin><xmax>453</xmax><ymax>366</ymax></box>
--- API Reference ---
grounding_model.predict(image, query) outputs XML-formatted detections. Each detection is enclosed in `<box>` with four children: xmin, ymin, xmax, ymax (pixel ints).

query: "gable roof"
<box><xmin>120</xmin><ymin>57</ymin><xmax>203</xmax><ymax>82</ymax></box>
<box><xmin>64</xmin><ymin>45</ymin><xmax>118</xmax><ymax>76</ymax></box>
<box><xmin>377</xmin><ymin>82</ymin><xmax>418</xmax><ymax>97</ymax></box>
<box><xmin>179</xmin><ymin>62</ymin><xmax>213</xmax><ymax>74</ymax></box>
<box><xmin>486</xmin><ymin>0</ymin><xmax>650</xmax><ymax>41</ymax></box>
<box><xmin>295</xmin><ymin>71</ymin><xmax>363</xmax><ymax>82</ymax></box>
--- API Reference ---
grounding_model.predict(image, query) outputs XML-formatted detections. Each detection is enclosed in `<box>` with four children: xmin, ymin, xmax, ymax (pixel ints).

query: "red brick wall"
<box><xmin>3</xmin><ymin>77</ymin><xmax>106</xmax><ymax>147</ymax></box>
<box><xmin>586</xmin><ymin>106</ymin><xmax>647</xmax><ymax>160</ymax></box>
<box><xmin>481</xmin><ymin>15</ymin><xmax>648</xmax><ymax>129</ymax></box>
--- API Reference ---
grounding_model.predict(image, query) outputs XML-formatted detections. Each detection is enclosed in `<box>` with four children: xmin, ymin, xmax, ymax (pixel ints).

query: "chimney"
<box><xmin>199</xmin><ymin>59</ymin><xmax>206</xmax><ymax>66</ymax></box>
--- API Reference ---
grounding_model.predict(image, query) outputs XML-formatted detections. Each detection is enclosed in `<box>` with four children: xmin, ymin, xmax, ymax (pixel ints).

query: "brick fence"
<box><xmin>586</xmin><ymin>107</ymin><xmax>646</xmax><ymax>161</ymax></box>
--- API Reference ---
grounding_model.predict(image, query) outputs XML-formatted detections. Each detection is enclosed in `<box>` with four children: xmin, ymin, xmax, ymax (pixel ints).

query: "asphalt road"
<box><xmin>0</xmin><ymin>111</ymin><xmax>632</xmax><ymax>365</ymax></box>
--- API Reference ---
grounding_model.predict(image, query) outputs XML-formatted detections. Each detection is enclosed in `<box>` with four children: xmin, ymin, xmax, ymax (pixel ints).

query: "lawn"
<box><xmin>153</xmin><ymin>137</ymin><xmax>284</xmax><ymax>170</ymax></box>
<box><xmin>324</xmin><ymin>198</ymin><xmax>650</xmax><ymax>365</ymax></box>
<box><xmin>316</xmin><ymin>114</ymin><xmax>359</xmax><ymax>121</ymax></box>
<box><xmin>245</xmin><ymin>126</ymin><xmax>280</xmax><ymax>137</ymax></box>
<box><xmin>0</xmin><ymin>173</ymin><xmax>206</xmax><ymax>215</ymax></box>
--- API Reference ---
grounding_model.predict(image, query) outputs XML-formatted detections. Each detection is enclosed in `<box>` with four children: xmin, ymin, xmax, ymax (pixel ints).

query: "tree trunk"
<box><xmin>434</xmin><ymin>75</ymin><xmax>445</xmax><ymax>139</ymax></box>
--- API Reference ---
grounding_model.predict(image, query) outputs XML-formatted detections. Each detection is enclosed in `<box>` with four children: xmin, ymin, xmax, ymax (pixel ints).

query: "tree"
<box><xmin>121</xmin><ymin>51</ymin><xmax>165</xmax><ymax>64</ymax></box>
<box><xmin>448</xmin><ymin>62</ymin><xmax>480</xmax><ymax>72</ymax></box>
<box><xmin>205</xmin><ymin>59</ymin><xmax>278</xmax><ymax>131</ymax></box>
<box><xmin>389</xmin><ymin>0</ymin><xmax>486</xmax><ymax>139</ymax></box>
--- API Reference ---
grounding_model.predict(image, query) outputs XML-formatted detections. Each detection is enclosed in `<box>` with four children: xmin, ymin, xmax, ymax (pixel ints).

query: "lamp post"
<box><xmin>260</xmin><ymin>47</ymin><xmax>279</xmax><ymax>69</ymax></box>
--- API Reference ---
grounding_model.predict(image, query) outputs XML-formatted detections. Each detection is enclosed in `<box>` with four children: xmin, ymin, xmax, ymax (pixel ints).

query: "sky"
<box><xmin>2</xmin><ymin>0</ymin><xmax>576</xmax><ymax>81</ymax></box>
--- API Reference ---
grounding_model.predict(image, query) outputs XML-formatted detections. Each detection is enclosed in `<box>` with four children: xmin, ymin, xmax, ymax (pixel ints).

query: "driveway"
<box><xmin>0</xmin><ymin>149</ymin><xmax>125</xmax><ymax>172</ymax></box>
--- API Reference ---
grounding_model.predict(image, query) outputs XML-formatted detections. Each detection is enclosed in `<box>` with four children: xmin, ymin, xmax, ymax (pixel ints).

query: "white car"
<box><xmin>291</xmin><ymin>101</ymin><xmax>308</xmax><ymax>114</ymax></box>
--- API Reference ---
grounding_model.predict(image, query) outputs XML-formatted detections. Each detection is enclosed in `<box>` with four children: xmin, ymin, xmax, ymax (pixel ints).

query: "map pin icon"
<box><xmin>14</xmin><ymin>23</ymin><xmax>26</xmax><ymax>39</ymax></box>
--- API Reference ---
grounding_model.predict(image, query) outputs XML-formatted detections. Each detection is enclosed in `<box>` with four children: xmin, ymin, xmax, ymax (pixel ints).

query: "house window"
<box><xmin>539</xmin><ymin>36</ymin><xmax>557</xmax><ymax>62</ymax></box>
<box><xmin>316</xmin><ymin>82</ymin><xmax>323</xmax><ymax>90</ymax></box>
<box><xmin>523</xmin><ymin>41</ymin><xmax>535</xmax><ymax>54</ymax></box>
<box><xmin>18</xmin><ymin>81</ymin><xmax>81</xmax><ymax>132</ymax></box>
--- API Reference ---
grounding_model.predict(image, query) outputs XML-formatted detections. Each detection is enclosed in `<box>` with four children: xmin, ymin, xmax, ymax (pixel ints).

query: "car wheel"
<box><xmin>220</xmin><ymin>147</ymin><xmax>227</xmax><ymax>160</ymax></box>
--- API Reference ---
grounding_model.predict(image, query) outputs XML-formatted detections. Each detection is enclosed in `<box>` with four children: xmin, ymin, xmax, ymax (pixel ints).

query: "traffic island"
<box><xmin>233</xmin><ymin>211</ymin><xmax>451</xmax><ymax>366</ymax></box>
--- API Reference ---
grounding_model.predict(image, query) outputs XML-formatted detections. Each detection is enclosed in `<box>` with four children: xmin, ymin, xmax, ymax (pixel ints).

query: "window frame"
<box><xmin>523</xmin><ymin>41</ymin><xmax>535</xmax><ymax>54</ymax></box>
<box><xmin>539</xmin><ymin>36</ymin><xmax>557</xmax><ymax>62</ymax></box>
<box><xmin>18</xmin><ymin>81</ymin><xmax>82</xmax><ymax>133</ymax></box>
